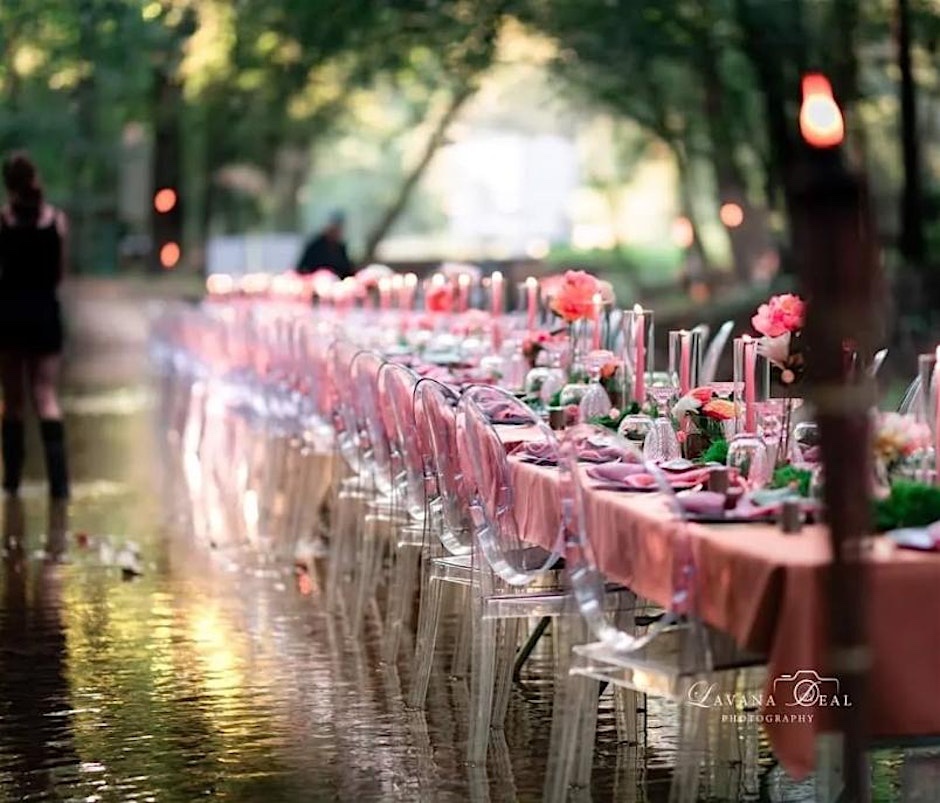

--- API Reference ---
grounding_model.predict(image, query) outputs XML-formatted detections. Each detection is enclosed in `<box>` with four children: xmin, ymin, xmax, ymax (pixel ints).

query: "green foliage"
<box><xmin>770</xmin><ymin>466</ymin><xmax>813</xmax><ymax>498</ymax></box>
<box><xmin>700</xmin><ymin>438</ymin><xmax>728</xmax><ymax>465</ymax></box>
<box><xmin>873</xmin><ymin>481</ymin><xmax>940</xmax><ymax>532</ymax></box>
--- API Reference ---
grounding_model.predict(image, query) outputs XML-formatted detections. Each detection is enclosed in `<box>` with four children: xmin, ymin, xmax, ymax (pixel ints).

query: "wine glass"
<box><xmin>642</xmin><ymin>372</ymin><xmax>680</xmax><ymax>462</ymax></box>
<box><xmin>727</xmin><ymin>433</ymin><xmax>771</xmax><ymax>489</ymax></box>
<box><xmin>525</xmin><ymin>342</ymin><xmax>566</xmax><ymax>407</ymax></box>
<box><xmin>578</xmin><ymin>350</ymin><xmax>614</xmax><ymax>421</ymax></box>
<box><xmin>790</xmin><ymin>421</ymin><xmax>820</xmax><ymax>469</ymax></box>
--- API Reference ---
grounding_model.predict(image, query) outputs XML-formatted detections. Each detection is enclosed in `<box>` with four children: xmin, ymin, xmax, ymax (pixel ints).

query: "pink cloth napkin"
<box><xmin>677</xmin><ymin>491</ymin><xmax>727</xmax><ymax>516</ymax></box>
<box><xmin>586</xmin><ymin>463</ymin><xmax>648</xmax><ymax>484</ymax></box>
<box><xmin>522</xmin><ymin>441</ymin><xmax>557</xmax><ymax>461</ymax></box>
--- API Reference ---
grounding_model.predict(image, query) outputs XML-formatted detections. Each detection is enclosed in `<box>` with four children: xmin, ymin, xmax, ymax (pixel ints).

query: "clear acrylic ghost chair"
<box><xmin>324</xmin><ymin>339</ymin><xmax>374</xmax><ymax>612</ymax></box>
<box><xmin>700</xmin><ymin>320</ymin><xmax>735</xmax><ymax>385</ymax></box>
<box><xmin>408</xmin><ymin>378</ymin><xmax>477</xmax><ymax>710</ymax></box>
<box><xmin>898</xmin><ymin>374</ymin><xmax>921</xmax><ymax>415</ymax></box>
<box><xmin>458</xmin><ymin>385</ymin><xmax>579</xmax><ymax>766</ymax></box>
<box><xmin>348</xmin><ymin>349</ymin><xmax>413</xmax><ymax>633</ymax></box>
<box><xmin>545</xmin><ymin>423</ymin><xmax>764</xmax><ymax>803</ymax></box>
<box><xmin>377</xmin><ymin>361</ymin><xmax>430</xmax><ymax>661</ymax></box>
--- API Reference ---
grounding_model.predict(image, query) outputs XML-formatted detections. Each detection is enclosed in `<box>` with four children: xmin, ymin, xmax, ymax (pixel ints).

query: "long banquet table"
<box><xmin>506</xmin><ymin>447</ymin><xmax>940</xmax><ymax>779</ymax></box>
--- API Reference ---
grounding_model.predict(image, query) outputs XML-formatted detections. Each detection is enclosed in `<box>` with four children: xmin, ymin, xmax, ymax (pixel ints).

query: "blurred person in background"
<box><xmin>296</xmin><ymin>211</ymin><xmax>354</xmax><ymax>279</ymax></box>
<box><xmin>0</xmin><ymin>152</ymin><xmax>70</xmax><ymax>555</ymax></box>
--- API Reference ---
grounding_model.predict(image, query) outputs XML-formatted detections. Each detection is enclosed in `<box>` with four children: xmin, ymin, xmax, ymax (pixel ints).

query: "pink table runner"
<box><xmin>508</xmin><ymin>455</ymin><xmax>940</xmax><ymax>779</ymax></box>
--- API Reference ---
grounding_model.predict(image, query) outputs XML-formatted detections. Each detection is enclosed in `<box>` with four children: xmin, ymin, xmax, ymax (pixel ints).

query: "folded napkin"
<box><xmin>677</xmin><ymin>491</ymin><xmax>727</xmax><ymax>517</ymax></box>
<box><xmin>577</xmin><ymin>443</ymin><xmax>627</xmax><ymax>463</ymax></box>
<box><xmin>586</xmin><ymin>463</ymin><xmax>648</xmax><ymax>484</ymax></box>
<box><xmin>478</xmin><ymin>397</ymin><xmax>531</xmax><ymax>423</ymax></box>
<box><xmin>887</xmin><ymin>526</ymin><xmax>940</xmax><ymax>551</ymax></box>
<box><xmin>522</xmin><ymin>441</ymin><xmax>558</xmax><ymax>462</ymax></box>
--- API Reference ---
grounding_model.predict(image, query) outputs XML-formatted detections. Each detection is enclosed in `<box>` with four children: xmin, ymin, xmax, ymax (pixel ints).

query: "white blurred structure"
<box><xmin>206</xmin><ymin>234</ymin><xmax>303</xmax><ymax>276</ymax></box>
<box><xmin>438</xmin><ymin>131</ymin><xmax>577</xmax><ymax>257</ymax></box>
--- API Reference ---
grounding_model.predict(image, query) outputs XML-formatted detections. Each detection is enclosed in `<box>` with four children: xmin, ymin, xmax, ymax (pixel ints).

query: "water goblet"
<box><xmin>727</xmin><ymin>432</ymin><xmax>771</xmax><ymax>489</ymax></box>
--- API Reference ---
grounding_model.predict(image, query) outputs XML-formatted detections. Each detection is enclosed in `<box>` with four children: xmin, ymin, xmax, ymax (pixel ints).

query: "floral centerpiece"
<box><xmin>541</xmin><ymin>270</ymin><xmax>615</xmax><ymax>380</ymax></box>
<box><xmin>425</xmin><ymin>281</ymin><xmax>455</xmax><ymax>313</ymax></box>
<box><xmin>873</xmin><ymin>412</ymin><xmax>930</xmax><ymax>482</ymax></box>
<box><xmin>752</xmin><ymin>293</ymin><xmax>806</xmax><ymax>386</ymax></box>
<box><xmin>752</xmin><ymin>292</ymin><xmax>806</xmax><ymax>463</ymax></box>
<box><xmin>672</xmin><ymin>386</ymin><xmax>737</xmax><ymax>459</ymax></box>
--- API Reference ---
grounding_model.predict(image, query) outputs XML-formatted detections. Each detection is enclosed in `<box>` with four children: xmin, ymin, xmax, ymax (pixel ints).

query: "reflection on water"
<box><xmin>0</xmin><ymin>376</ymin><xmax>927</xmax><ymax>802</ymax></box>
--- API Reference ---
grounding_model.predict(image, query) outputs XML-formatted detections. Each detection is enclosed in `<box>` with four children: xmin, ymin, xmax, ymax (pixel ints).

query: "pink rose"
<box><xmin>752</xmin><ymin>293</ymin><xmax>805</xmax><ymax>337</ymax></box>
<box><xmin>426</xmin><ymin>283</ymin><xmax>454</xmax><ymax>313</ymax></box>
<box><xmin>548</xmin><ymin>270</ymin><xmax>614</xmax><ymax>323</ymax></box>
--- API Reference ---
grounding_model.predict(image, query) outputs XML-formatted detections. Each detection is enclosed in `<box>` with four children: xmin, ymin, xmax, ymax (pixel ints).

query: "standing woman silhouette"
<box><xmin>0</xmin><ymin>153</ymin><xmax>70</xmax><ymax>545</ymax></box>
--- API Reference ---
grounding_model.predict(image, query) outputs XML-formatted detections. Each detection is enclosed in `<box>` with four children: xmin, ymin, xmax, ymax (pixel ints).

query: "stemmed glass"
<box><xmin>643</xmin><ymin>372</ymin><xmax>681</xmax><ymax>463</ymax></box>
<box><xmin>727</xmin><ymin>433</ymin><xmax>771</xmax><ymax>488</ymax></box>
<box><xmin>524</xmin><ymin>341</ymin><xmax>566</xmax><ymax>408</ymax></box>
<box><xmin>578</xmin><ymin>350</ymin><xmax>614</xmax><ymax>420</ymax></box>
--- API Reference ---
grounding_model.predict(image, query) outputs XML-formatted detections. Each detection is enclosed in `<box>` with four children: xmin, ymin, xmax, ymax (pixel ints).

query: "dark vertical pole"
<box><xmin>898</xmin><ymin>0</ymin><xmax>925</xmax><ymax>263</ymax></box>
<box><xmin>150</xmin><ymin>66</ymin><xmax>183</xmax><ymax>273</ymax></box>
<box><xmin>796</xmin><ymin>147</ymin><xmax>877</xmax><ymax>803</ymax></box>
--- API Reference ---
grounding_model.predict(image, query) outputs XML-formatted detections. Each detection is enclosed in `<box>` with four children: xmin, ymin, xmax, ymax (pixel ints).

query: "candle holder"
<box><xmin>668</xmin><ymin>329</ymin><xmax>703</xmax><ymax>397</ymax></box>
<box><xmin>917</xmin><ymin>351</ymin><xmax>939</xmax><ymax>483</ymax></box>
<box><xmin>621</xmin><ymin>307</ymin><xmax>654</xmax><ymax>407</ymax></box>
<box><xmin>733</xmin><ymin>336</ymin><xmax>770</xmax><ymax>434</ymax></box>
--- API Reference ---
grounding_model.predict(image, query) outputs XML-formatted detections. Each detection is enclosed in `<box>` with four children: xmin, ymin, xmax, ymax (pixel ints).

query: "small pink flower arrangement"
<box><xmin>751</xmin><ymin>293</ymin><xmax>805</xmax><ymax>338</ymax></box>
<box><xmin>545</xmin><ymin>270</ymin><xmax>615</xmax><ymax>323</ymax></box>
<box><xmin>425</xmin><ymin>282</ymin><xmax>454</xmax><ymax>313</ymax></box>
<box><xmin>672</xmin><ymin>386</ymin><xmax>736</xmax><ymax>454</ymax></box>
<box><xmin>752</xmin><ymin>293</ymin><xmax>806</xmax><ymax>386</ymax></box>
<box><xmin>874</xmin><ymin>412</ymin><xmax>930</xmax><ymax>469</ymax></box>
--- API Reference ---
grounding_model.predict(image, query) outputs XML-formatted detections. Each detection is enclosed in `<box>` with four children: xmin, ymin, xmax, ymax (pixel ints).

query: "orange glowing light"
<box><xmin>159</xmin><ymin>241</ymin><xmax>180</xmax><ymax>269</ymax></box>
<box><xmin>799</xmin><ymin>74</ymin><xmax>844</xmax><ymax>148</ymax></box>
<box><xmin>154</xmin><ymin>188</ymin><xmax>178</xmax><ymax>214</ymax></box>
<box><xmin>719</xmin><ymin>202</ymin><xmax>744</xmax><ymax>228</ymax></box>
<box><xmin>671</xmin><ymin>216</ymin><xmax>694</xmax><ymax>248</ymax></box>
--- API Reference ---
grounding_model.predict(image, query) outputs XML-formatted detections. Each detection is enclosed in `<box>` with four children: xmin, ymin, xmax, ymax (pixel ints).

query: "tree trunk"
<box><xmin>897</xmin><ymin>0</ymin><xmax>925</xmax><ymax>264</ymax></box>
<box><xmin>360</xmin><ymin>83</ymin><xmax>475</xmax><ymax>265</ymax></box>
<box><xmin>672</xmin><ymin>145</ymin><xmax>711</xmax><ymax>279</ymax></box>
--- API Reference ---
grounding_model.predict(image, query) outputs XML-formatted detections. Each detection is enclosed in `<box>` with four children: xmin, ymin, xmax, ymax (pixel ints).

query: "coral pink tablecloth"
<box><xmin>508</xmin><ymin>455</ymin><xmax>940</xmax><ymax>779</ymax></box>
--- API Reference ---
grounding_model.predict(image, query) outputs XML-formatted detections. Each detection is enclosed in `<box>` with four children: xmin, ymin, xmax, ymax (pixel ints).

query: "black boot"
<box><xmin>39</xmin><ymin>419</ymin><xmax>70</xmax><ymax>500</ymax></box>
<box><xmin>1</xmin><ymin>418</ymin><xmax>25</xmax><ymax>495</ymax></box>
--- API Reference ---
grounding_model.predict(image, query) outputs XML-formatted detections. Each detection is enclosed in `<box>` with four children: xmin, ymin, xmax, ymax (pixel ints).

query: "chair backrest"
<box><xmin>458</xmin><ymin>385</ymin><xmax>563</xmax><ymax>586</ymax></box>
<box><xmin>328</xmin><ymin>339</ymin><xmax>366</xmax><ymax>473</ymax></box>
<box><xmin>558</xmin><ymin>423</ymin><xmax>708</xmax><ymax>668</ymax></box>
<box><xmin>414</xmin><ymin>378</ymin><xmax>472</xmax><ymax>555</ymax></box>
<box><xmin>350</xmin><ymin>350</ymin><xmax>394</xmax><ymax>493</ymax></box>
<box><xmin>700</xmin><ymin>320</ymin><xmax>734</xmax><ymax>384</ymax></box>
<box><xmin>378</xmin><ymin>361</ymin><xmax>425</xmax><ymax>518</ymax></box>
<box><xmin>898</xmin><ymin>375</ymin><xmax>921</xmax><ymax>415</ymax></box>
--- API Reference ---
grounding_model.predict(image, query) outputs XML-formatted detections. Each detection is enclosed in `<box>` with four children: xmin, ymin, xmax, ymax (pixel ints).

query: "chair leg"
<box><xmin>451</xmin><ymin>584</ymin><xmax>472</xmax><ymax>679</ymax></box>
<box><xmin>383</xmin><ymin>543</ymin><xmax>420</xmax><ymax>664</ymax></box>
<box><xmin>545</xmin><ymin>671</ymin><xmax>598</xmax><ymax>802</ymax></box>
<box><xmin>467</xmin><ymin>612</ymin><xmax>497</xmax><ymax>766</ymax></box>
<box><xmin>350</xmin><ymin>514</ymin><xmax>384</xmax><ymax>635</ymax></box>
<box><xmin>407</xmin><ymin>570</ymin><xmax>444</xmax><ymax>709</ymax></box>
<box><xmin>670</xmin><ymin>701</ymin><xmax>708</xmax><ymax>803</ymax></box>
<box><xmin>513</xmin><ymin>616</ymin><xmax>551</xmax><ymax>682</ymax></box>
<box><xmin>491</xmin><ymin>617</ymin><xmax>520</xmax><ymax>731</ymax></box>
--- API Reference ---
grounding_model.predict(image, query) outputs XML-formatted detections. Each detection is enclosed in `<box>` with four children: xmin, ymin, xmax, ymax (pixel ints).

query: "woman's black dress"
<box><xmin>0</xmin><ymin>211</ymin><xmax>64</xmax><ymax>355</ymax></box>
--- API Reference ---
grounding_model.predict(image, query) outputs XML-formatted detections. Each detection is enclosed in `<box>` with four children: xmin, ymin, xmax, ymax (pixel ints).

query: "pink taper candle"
<box><xmin>592</xmin><ymin>292</ymin><xmax>602</xmax><ymax>350</ymax></box>
<box><xmin>743</xmin><ymin>335</ymin><xmax>757</xmax><ymax>431</ymax></box>
<box><xmin>491</xmin><ymin>271</ymin><xmax>503</xmax><ymax>316</ymax></box>
<box><xmin>458</xmin><ymin>274</ymin><xmax>470</xmax><ymax>313</ymax></box>
<box><xmin>679</xmin><ymin>330</ymin><xmax>691</xmax><ymax>395</ymax></box>
<box><xmin>379</xmin><ymin>277</ymin><xmax>392</xmax><ymax>311</ymax></box>
<box><xmin>633</xmin><ymin>304</ymin><xmax>646</xmax><ymax>404</ymax></box>
<box><xmin>526</xmin><ymin>276</ymin><xmax>538</xmax><ymax>332</ymax></box>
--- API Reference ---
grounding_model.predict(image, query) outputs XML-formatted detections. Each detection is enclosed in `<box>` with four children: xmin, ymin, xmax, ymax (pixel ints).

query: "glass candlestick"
<box><xmin>621</xmin><ymin>306</ymin><xmax>654</xmax><ymax>406</ymax></box>
<box><xmin>733</xmin><ymin>336</ymin><xmax>770</xmax><ymax>434</ymax></box>
<box><xmin>668</xmin><ymin>329</ymin><xmax>703</xmax><ymax>397</ymax></box>
<box><xmin>918</xmin><ymin>351</ymin><xmax>939</xmax><ymax>484</ymax></box>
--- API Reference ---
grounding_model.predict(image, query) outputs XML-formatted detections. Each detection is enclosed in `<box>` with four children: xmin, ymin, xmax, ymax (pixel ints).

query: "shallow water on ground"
<box><xmin>0</xmin><ymin>371</ymin><xmax>931</xmax><ymax>802</ymax></box>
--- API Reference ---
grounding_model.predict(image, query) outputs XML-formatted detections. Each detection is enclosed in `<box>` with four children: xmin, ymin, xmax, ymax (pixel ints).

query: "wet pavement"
<box><xmin>0</xmin><ymin>284</ymin><xmax>932</xmax><ymax>802</ymax></box>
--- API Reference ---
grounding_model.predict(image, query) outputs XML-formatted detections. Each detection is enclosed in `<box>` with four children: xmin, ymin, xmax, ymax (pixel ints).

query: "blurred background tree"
<box><xmin>1</xmin><ymin>0</ymin><xmax>939</xmax><ymax>346</ymax></box>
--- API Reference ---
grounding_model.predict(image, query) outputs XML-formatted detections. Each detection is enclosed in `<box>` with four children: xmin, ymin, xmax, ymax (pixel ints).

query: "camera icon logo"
<box><xmin>773</xmin><ymin>669</ymin><xmax>841</xmax><ymax>707</ymax></box>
